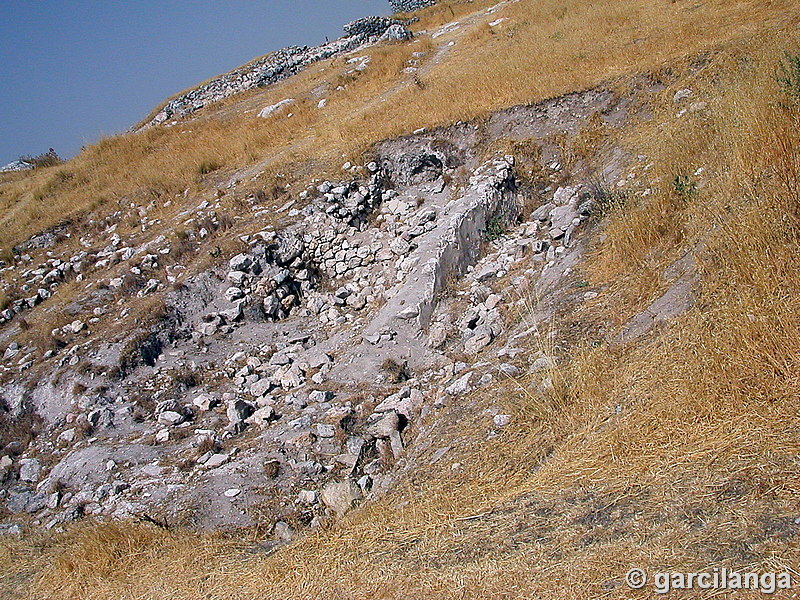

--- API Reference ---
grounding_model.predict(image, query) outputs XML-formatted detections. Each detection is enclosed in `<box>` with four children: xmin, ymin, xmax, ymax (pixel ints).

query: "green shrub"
<box><xmin>672</xmin><ymin>174</ymin><xmax>698</xmax><ymax>199</ymax></box>
<box><xmin>777</xmin><ymin>51</ymin><xmax>800</xmax><ymax>106</ymax></box>
<box><xmin>486</xmin><ymin>213</ymin><xmax>508</xmax><ymax>241</ymax></box>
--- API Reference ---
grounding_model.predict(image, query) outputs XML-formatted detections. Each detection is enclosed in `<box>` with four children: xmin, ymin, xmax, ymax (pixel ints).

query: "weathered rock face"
<box><xmin>139</xmin><ymin>17</ymin><xmax>409</xmax><ymax>130</ymax></box>
<box><xmin>390</xmin><ymin>0</ymin><xmax>437</xmax><ymax>13</ymax></box>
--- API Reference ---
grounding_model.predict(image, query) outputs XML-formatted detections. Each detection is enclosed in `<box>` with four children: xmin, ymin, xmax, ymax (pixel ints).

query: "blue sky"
<box><xmin>0</xmin><ymin>1</ymin><xmax>388</xmax><ymax>164</ymax></box>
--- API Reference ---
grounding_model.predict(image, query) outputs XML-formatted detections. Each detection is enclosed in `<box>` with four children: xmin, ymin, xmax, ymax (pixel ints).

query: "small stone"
<box><xmin>225</xmin><ymin>287</ymin><xmax>245</xmax><ymax>302</ymax></box>
<box><xmin>464</xmin><ymin>326</ymin><xmax>493</xmax><ymax>355</ymax></box>
<box><xmin>0</xmin><ymin>524</ymin><xmax>22</xmax><ymax>537</ymax></box>
<box><xmin>674</xmin><ymin>88</ymin><xmax>693</xmax><ymax>103</ymax></box>
<box><xmin>18</xmin><ymin>458</ymin><xmax>41</xmax><ymax>483</ymax></box>
<box><xmin>157</xmin><ymin>411</ymin><xmax>184</xmax><ymax>426</ymax></box>
<box><xmin>316</xmin><ymin>423</ymin><xmax>336</xmax><ymax>438</ymax></box>
<box><xmin>428</xmin><ymin>322</ymin><xmax>448</xmax><ymax>348</ymax></box>
<box><xmin>229</xmin><ymin>254</ymin><xmax>253</xmax><ymax>272</ymax></box>
<box><xmin>204</xmin><ymin>453</ymin><xmax>229</xmax><ymax>469</ymax></box>
<box><xmin>398</xmin><ymin>305</ymin><xmax>420</xmax><ymax>320</ymax></box>
<box><xmin>309</xmin><ymin>390</ymin><xmax>334</xmax><ymax>403</ymax></box>
<box><xmin>57</xmin><ymin>428</ymin><xmax>76</xmax><ymax>445</ymax></box>
<box><xmin>474</xmin><ymin>265</ymin><xmax>498</xmax><ymax>282</ymax></box>
<box><xmin>493</xmin><ymin>414</ymin><xmax>512</xmax><ymax>427</ymax></box>
<box><xmin>224</xmin><ymin>488</ymin><xmax>241</xmax><ymax>498</ymax></box>
<box><xmin>446</xmin><ymin>372</ymin><xmax>474</xmax><ymax>396</ymax></box>
<box><xmin>530</xmin><ymin>356</ymin><xmax>557</xmax><ymax>373</ymax></box>
<box><xmin>320</xmin><ymin>480</ymin><xmax>361</xmax><ymax>517</ymax></box>
<box><xmin>193</xmin><ymin>394</ymin><xmax>217</xmax><ymax>411</ymax></box>
<box><xmin>249</xmin><ymin>378</ymin><xmax>272</xmax><ymax>397</ymax></box>
<box><xmin>246</xmin><ymin>406</ymin><xmax>276</xmax><ymax>428</ymax></box>
<box><xmin>274</xmin><ymin>521</ymin><xmax>293</xmax><ymax>542</ymax></box>
<box><xmin>297</xmin><ymin>490</ymin><xmax>317</xmax><ymax>504</ymax></box>
<box><xmin>498</xmin><ymin>363</ymin><xmax>521</xmax><ymax>377</ymax></box>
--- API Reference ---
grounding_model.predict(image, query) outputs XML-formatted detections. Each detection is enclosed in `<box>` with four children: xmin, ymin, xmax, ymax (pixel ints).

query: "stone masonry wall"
<box><xmin>390</xmin><ymin>0</ymin><xmax>437</xmax><ymax>13</ymax></box>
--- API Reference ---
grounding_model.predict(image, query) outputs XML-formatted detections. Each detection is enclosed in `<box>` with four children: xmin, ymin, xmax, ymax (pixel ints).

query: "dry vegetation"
<box><xmin>2</xmin><ymin>0</ymin><xmax>800</xmax><ymax>598</ymax></box>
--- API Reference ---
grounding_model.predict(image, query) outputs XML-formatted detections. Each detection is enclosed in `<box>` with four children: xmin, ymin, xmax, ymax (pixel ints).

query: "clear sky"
<box><xmin>0</xmin><ymin>1</ymin><xmax>389</xmax><ymax>165</ymax></box>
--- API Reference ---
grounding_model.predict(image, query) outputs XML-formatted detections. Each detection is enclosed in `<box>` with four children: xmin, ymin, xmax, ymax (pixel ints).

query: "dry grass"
<box><xmin>3</xmin><ymin>1</ymin><xmax>800</xmax><ymax>599</ymax></box>
<box><xmin>2</xmin><ymin>0</ymin><xmax>795</xmax><ymax>258</ymax></box>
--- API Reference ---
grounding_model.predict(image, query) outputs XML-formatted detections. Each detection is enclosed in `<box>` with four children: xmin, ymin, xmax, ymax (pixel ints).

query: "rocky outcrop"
<box><xmin>139</xmin><ymin>17</ymin><xmax>410</xmax><ymax>130</ymax></box>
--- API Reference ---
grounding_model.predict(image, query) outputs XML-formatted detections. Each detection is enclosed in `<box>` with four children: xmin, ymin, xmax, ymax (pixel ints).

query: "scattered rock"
<box><xmin>204</xmin><ymin>453</ymin><xmax>230</xmax><ymax>469</ymax></box>
<box><xmin>320</xmin><ymin>480</ymin><xmax>362</xmax><ymax>517</ymax></box>
<box><xmin>493</xmin><ymin>414</ymin><xmax>512</xmax><ymax>427</ymax></box>
<box><xmin>446</xmin><ymin>372</ymin><xmax>474</xmax><ymax>395</ymax></box>
<box><xmin>18</xmin><ymin>458</ymin><xmax>42</xmax><ymax>483</ymax></box>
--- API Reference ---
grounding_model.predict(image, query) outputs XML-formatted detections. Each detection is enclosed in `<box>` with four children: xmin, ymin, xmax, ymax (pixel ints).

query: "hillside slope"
<box><xmin>2</xmin><ymin>1</ymin><xmax>800</xmax><ymax>598</ymax></box>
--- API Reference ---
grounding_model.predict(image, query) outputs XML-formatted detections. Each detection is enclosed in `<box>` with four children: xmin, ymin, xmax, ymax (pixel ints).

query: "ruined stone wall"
<box><xmin>389</xmin><ymin>0</ymin><xmax>437</xmax><ymax>13</ymax></box>
<box><xmin>138</xmin><ymin>17</ymin><xmax>405</xmax><ymax>130</ymax></box>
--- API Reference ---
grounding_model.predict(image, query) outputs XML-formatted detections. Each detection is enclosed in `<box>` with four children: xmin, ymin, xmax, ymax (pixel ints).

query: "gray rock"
<box><xmin>398</xmin><ymin>305</ymin><xmax>420</xmax><ymax>320</ymax></box>
<box><xmin>315</xmin><ymin>423</ymin><xmax>336</xmax><ymax>438</ymax></box>
<box><xmin>157</xmin><ymin>411</ymin><xmax>184</xmax><ymax>426</ymax></box>
<box><xmin>474</xmin><ymin>264</ymin><xmax>499</xmax><ymax>282</ymax></box>
<box><xmin>18</xmin><ymin>458</ymin><xmax>42</xmax><ymax>483</ymax></box>
<box><xmin>0</xmin><ymin>456</ymin><xmax>13</xmax><ymax>472</ymax></box>
<box><xmin>246</xmin><ymin>406</ymin><xmax>276</xmax><ymax>427</ymax></box>
<box><xmin>530</xmin><ymin>356</ymin><xmax>557</xmax><ymax>374</ymax></box>
<box><xmin>258</xmin><ymin>98</ymin><xmax>295</xmax><ymax>118</ymax></box>
<box><xmin>446</xmin><ymin>371</ymin><xmax>474</xmax><ymax>395</ymax></box>
<box><xmin>192</xmin><ymin>394</ymin><xmax>216</xmax><ymax>412</ymax></box>
<box><xmin>374</xmin><ymin>388</ymin><xmax>423</xmax><ymax>420</ymax></box>
<box><xmin>204</xmin><ymin>453</ymin><xmax>229</xmax><ymax>469</ymax></box>
<box><xmin>367</xmin><ymin>411</ymin><xmax>400</xmax><ymax>438</ymax></box>
<box><xmin>464</xmin><ymin>326</ymin><xmax>493</xmax><ymax>355</ymax></box>
<box><xmin>274</xmin><ymin>520</ymin><xmax>294</xmax><ymax>541</ymax></box>
<box><xmin>320</xmin><ymin>480</ymin><xmax>361</xmax><ymax>517</ymax></box>
<box><xmin>0</xmin><ymin>524</ymin><xmax>22</xmax><ymax>537</ymax></box>
<box><xmin>6</xmin><ymin>487</ymin><xmax>46</xmax><ymax>514</ymax></box>
<box><xmin>250</xmin><ymin>378</ymin><xmax>272</xmax><ymax>398</ymax></box>
<box><xmin>225</xmin><ymin>286</ymin><xmax>245</xmax><ymax>302</ymax></box>
<box><xmin>674</xmin><ymin>88</ymin><xmax>693</xmax><ymax>103</ymax></box>
<box><xmin>309</xmin><ymin>390</ymin><xmax>335</xmax><ymax>403</ymax></box>
<box><xmin>229</xmin><ymin>254</ymin><xmax>253</xmax><ymax>272</ymax></box>
<box><xmin>380</xmin><ymin>24</ymin><xmax>413</xmax><ymax>42</ymax></box>
<box><xmin>227</xmin><ymin>398</ymin><xmax>255</xmax><ymax>427</ymax></box>
<box><xmin>498</xmin><ymin>363</ymin><xmax>521</xmax><ymax>377</ymax></box>
<box><xmin>493</xmin><ymin>414</ymin><xmax>512</xmax><ymax>427</ymax></box>
<box><xmin>297</xmin><ymin>489</ymin><xmax>317</xmax><ymax>504</ymax></box>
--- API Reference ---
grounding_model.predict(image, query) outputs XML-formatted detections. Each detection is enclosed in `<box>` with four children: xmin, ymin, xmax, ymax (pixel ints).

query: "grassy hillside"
<box><xmin>2</xmin><ymin>0</ymin><xmax>800</xmax><ymax>598</ymax></box>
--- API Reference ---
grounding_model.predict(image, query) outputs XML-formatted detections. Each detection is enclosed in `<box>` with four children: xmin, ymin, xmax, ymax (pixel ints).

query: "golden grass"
<box><xmin>3</xmin><ymin>0</ymin><xmax>796</xmax><ymax>258</ymax></box>
<box><xmin>3</xmin><ymin>1</ymin><xmax>800</xmax><ymax>599</ymax></box>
